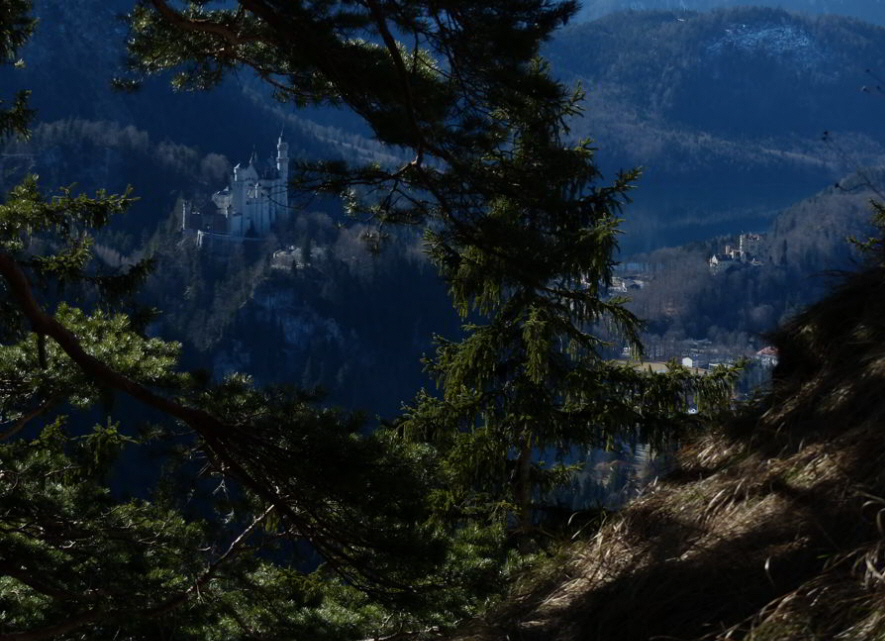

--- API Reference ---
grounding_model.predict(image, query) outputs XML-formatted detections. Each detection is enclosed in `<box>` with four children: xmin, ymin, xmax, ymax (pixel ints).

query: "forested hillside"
<box><xmin>0</xmin><ymin>2</ymin><xmax>856</xmax><ymax>411</ymax></box>
<box><xmin>2</xmin><ymin>0</ymin><xmax>400</xmax><ymax>179</ymax></box>
<box><xmin>7</xmin><ymin>2</ymin><xmax>885</xmax><ymax>254</ymax></box>
<box><xmin>4</xmin><ymin>0</ymin><xmax>882</xmax><ymax>414</ymax></box>
<box><xmin>547</xmin><ymin>6</ymin><xmax>885</xmax><ymax>249</ymax></box>
<box><xmin>624</xmin><ymin>170</ymin><xmax>878</xmax><ymax>358</ymax></box>
<box><xmin>0</xmin><ymin>0</ymin><xmax>880</xmax><ymax>427</ymax></box>
<box><xmin>3</xmin><ymin>1</ymin><xmax>885</xmax><ymax>640</ymax></box>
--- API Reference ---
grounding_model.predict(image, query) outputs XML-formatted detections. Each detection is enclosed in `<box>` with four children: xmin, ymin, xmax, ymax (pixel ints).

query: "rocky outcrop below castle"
<box><xmin>172</xmin><ymin>244</ymin><xmax>459</xmax><ymax>418</ymax></box>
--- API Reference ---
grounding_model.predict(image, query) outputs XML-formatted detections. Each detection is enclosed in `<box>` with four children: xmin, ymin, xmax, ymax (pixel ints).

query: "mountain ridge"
<box><xmin>576</xmin><ymin>0</ymin><xmax>885</xmax><ymax>25</ymax></box>
<box><xmin>7</xmin><ymin>2</ymin><xmax>885</xmax><ymax>253</ymax></box>
<box><xmin>545</xmin><ymin>5</ymin><xmax>885</xmax><ymax>249</ymax></box>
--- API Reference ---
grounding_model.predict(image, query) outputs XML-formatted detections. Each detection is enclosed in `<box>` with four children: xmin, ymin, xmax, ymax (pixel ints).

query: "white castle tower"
<box><xmin>276</xmin><ymin>133</ymin><xmax>289</xmax><ymax>185</ymax></box>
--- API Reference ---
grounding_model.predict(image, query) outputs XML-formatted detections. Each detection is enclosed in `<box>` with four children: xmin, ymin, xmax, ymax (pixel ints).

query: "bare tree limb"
<box><xmin>144</xmin><ymin>504</ymin><xmax>274</xmax><ymax>617</ymax></box>
<box><xmin>0</xmin><ymin>396</ymin><xmax>57</xmax><ymax>441</ymax></box>
<box><xmin>0</xmin><ymin>610</ymin><xmax>101</xmax><ymax>641</ymax></box>
<box><xmin>0</xmin><ymin>507</ymin><xmax>275</xmax><ymax>640</ymax></box>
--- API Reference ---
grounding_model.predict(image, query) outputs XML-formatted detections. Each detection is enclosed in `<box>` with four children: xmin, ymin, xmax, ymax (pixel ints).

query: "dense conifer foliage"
<box><xmin>0</xmin><ymin>4</ymin><xmax>448</xmax><ymax>639</ymax></box>
<box><xmin>125</xmin><ymin>1</ymin><xmax>737</xmax><ymax>538</ymax></box>
<box><xmin>0</xmin><ymin>1</ymin><xmax>739</xmax><ymax>639</ymax></box>
<box><xmin>0</xmin><ymin>0</ymin><xmax>32</xmax><ymax>139</ymax></box>
<box><xmin>398</xmin><ymin>71</ymin><xmax>736</xmax><ymax>539</ymax></box>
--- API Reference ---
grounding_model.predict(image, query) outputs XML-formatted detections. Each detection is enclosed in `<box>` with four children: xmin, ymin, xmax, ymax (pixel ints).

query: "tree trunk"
<box><xmin>513</xmin><ymin>430</ymin><xmax>533</xmax><ymax>551</ymax></box>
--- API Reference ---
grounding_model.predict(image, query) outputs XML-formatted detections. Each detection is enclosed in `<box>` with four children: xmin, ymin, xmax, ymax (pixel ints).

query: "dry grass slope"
<box><xmin>452</xmin><ymin>266</ymin><xmax>885</xmax><ymax>641</ymax></box>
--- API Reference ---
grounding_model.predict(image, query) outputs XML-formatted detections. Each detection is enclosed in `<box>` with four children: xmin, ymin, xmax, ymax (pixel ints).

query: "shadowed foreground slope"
<box><xmin>453</xmin><ymin>266</ymin><xmax>885</xmax><ymax>640</ymax></box>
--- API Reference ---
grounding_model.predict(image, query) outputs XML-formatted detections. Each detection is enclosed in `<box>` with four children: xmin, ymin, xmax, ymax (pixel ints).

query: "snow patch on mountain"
<box><xmin>706</xmin><ymin>23</ymin><xmax>828</xmax><ymax>69</ymax></box>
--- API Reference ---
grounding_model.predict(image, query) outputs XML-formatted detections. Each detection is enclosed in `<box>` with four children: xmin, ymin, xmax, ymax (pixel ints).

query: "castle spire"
<box><xmin>276</xmin><ymin>130</ymin><xmax>289</xmax><ymax>178</ymax></box>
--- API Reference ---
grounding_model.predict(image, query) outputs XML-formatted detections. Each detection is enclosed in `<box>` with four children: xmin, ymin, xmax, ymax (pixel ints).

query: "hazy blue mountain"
<box><xmin>546</xmin><ymin>6</ymin><xmax>885</xmax><ymax>250</ymax></box>
<box><xmin>576</xmin><ymin>0</ymin><xmax>885</xmax><ymax>25</ymax></box>
<box><xmin>8</xmin><ymin>1</ymin><xmax>885</xmax><ymax>253</ymax></box>
<box><xmin>6</xmin><ymin>0</ymin><xmax>395</xmax><ymax>172</ymax></box>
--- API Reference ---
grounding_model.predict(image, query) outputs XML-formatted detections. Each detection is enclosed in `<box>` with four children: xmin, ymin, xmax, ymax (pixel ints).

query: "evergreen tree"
<box><xmin>0</xmin><ymin>4</ymin><xmax>460</xmax><ymax>639</ymax></box>
<box><xmin>124</xmin><ymin>0</ymin><xmax>738</xmax><ymax>543</ymax></box>
<box><xmin>399</xmin><ymin>66</ymin><xmax>737</xmax><ymax>540</ymax></box>
<box><xmin>0</xmin><ymin>1</ymin><xmax>742</xmax><ymax>637</ymax></box>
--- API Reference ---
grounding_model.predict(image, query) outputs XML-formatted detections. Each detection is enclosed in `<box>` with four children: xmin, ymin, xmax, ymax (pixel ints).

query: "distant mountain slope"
<box><xmin>621</xmin><ymin>168</ymin><xmax>879</xmax><ymax>358</ymax></box>
<box><xmin>0</xmin><ymin>119</ymin><xmax>234</xmax><ymax>241</ymax></box>
<box><xmin>7</xmin><ymin>1</ymin><xmax>885</xmax><ymax>255</ymax></box>
<box><xmin>546</xmin><ymin>6</ymin><xmax>885</xmax><ymax>250</ymax></box>
<box><xmin>554</xmin><ymin>7</ymin><xmax>885</xmax><ymax>138</ymax></box>
<box><xmin>453</xmin><ymin>261</ymin><xmax>885</xmax><ymax>640</ymax></box>
<box><xmin>3</xmin><ymin>0</ymin><xmax>398</xmax><ymax>175</ymax></box>
<box><xmin>577</xmin><ymin>0</ymin><xmax>885</xmax><ymax>25</ymax></box>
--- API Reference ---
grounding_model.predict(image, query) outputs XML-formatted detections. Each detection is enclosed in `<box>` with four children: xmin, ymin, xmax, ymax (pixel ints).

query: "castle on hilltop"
<box><xmin>709</xmin><ymin>232</ymin><xmax>764</xmax><ymax>273</ymax></box>
<box><xmin>182</xmin><ymin>135</ymin><xmax>289</xmax><ymax>247</ymax></box>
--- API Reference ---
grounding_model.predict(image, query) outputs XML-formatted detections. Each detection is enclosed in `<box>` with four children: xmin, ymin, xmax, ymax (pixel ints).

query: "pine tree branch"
<box><xmin>148</xmin><ymin>0</ymin><xmax>258</xmax><ymax>45</ymax></box>
<box><xmin>0</xmin><ymin>611</ymin><xmax>101</xmax><ymax>641</ymax></box>
<box><xmin>0</xmin><ymin>251</ymin><xmax>420</xmax><ymax>597</ymax></box>
<box><xmin>0</xmin><ymin>510</ymin><xmax>271</xmax><ymax>641</ymax></box>
<box><xmin>0</xmin><ymin>251</ymin><xmax>233</xmax><ymax>440</ymax></box>
<box><xmin>143</xmin><ymin>504</ymin><xmax>274</xmax><ymax>617</ymax></box>
<box><xmin>361</xmin><ymin>0</ymin><xmax>427</xmax><ymax>165</ymax></box>
<box><xmin>0</xmin><ymin>561</ymin><xmax>97</xmax><ymax>602</ymax></box>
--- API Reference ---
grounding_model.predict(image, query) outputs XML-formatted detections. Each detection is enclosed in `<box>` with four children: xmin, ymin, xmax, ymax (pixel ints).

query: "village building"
<box><xmin>756</xmin><ymin>345</ymin><xmax>779</xmax><ymax>368</ymax></box>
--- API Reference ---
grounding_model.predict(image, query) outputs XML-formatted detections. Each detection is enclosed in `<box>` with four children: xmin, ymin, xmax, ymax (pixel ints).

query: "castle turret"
<box><xmin>231</xmin><ymin>163</ymin><xmax>245</xmax><ymax>214</ymax></box>
<box><xmin>276</xmin><ymin>132</ymin><xmax>289</xmax><ymax>178</ymax></box>
<box><xmin>181</xmin><ymin>200</ymin><xmax>190</xmax><ymax>232</ymax></box>
<box><xmin>274</xmin><ymin>132</ymin><xmax>290</xmax><ymax>223</ymax></box>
